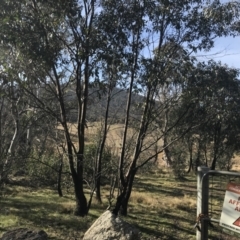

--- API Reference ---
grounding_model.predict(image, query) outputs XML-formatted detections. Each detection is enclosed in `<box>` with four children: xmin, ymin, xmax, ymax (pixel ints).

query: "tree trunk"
<box><xmin>57</xmin><ymin>162</ymin><xmax>63</xmax><ymax>197</ymax></box>
<box><xmin>72</xmin><ymin>171</ymin><xmax>88</xmax><ymax>216</ymax></box>
<box><xmin>187</xmin><ymin>156</ymin><xmax>193</xmax><ymax>173</ymax></box>
<box><xmin>112</xmin><ymin>168</ymin><xmax>137</xmax><ymax>216</ymax></box>
<box><xmin>211</xmin><ymin>158</ymin><xmax>217</xmax><ymax>170</ymax></box>
<box><xmin>95</xmin><ymin>89</ymin><xmax>111</xmax><ymax>203</ymax></box>
<box><xmin>211</xmin><ymin>122</ymin><xmax>221</xmax><ymax>170</ymax></box>
<box><xmin>163</xmin><ymin>144</ymin><xmax>172</xmax><ymax>167</ymax></box>
<box><xmin>95</xmin><ymin>109</ymin><xmax>111</xmax><ymax>203</ymax></box>
<box><xmin>119</xmin><ymin>169</ymin><xmax>136</xmax><ymax>216</ymax></box>
<box><xmin>95</xmin><ymin>168</ymin><xmax>102</xmax><ymax>203</ymax></box>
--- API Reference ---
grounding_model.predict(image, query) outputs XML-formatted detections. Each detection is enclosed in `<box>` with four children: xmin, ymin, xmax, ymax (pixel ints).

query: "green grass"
<box><xmin>0</xmin><ymin>186</ymin><xmax>97</xmax><ymax>239</ymax></box>
<box><xmin>0</xmin><ymin>169</ymin><xmax>237</xmax><ymax>240</ymax></box>
<box><xmin>126</xmin><ymin>170</ymin><xmax>197</xmax><ymax>240</ymax></box>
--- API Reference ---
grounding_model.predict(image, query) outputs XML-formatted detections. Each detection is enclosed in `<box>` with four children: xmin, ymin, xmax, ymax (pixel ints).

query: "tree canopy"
<box><xmin>0</xmin><ymin>0</ymin><xmax>240</xmax><ymax>216</ymax></box>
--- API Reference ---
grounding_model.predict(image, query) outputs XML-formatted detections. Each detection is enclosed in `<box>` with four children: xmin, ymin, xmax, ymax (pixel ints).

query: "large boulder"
<box><xmin>83</xmin><ymin>210</ymin><xmax>140</xmax><ymax>240</ymax></box>
<box><xmin>0</xmin><ymin>228</ymin><xmax>48</xmax><ymax>240</ymax></box>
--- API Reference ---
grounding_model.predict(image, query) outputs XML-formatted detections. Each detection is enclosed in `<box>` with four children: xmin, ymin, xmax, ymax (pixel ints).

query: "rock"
<box><xmin>83</xmin><ymin>210</ymin><xmax>140</xmax><ymax>240</ymax></box>
<box><xmin>0</xmin><ymin>228</ymin><xmax>48</xmax><ymax>240</ymax></box>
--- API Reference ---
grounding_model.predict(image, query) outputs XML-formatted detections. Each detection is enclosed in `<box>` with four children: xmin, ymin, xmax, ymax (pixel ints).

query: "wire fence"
<box><xmin>197</xmin><ymin>167</ymin><xmax>240</xmax><ymax>240</ymax></box>
<box><xmin>208</xmin><ymin>174</ymin><xmax>240</xmax><ymax>240</ymax></box>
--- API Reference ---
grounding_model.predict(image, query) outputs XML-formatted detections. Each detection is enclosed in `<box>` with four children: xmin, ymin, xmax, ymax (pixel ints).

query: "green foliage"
<box><xmin>164</xmin><ymin>61</ymin><xmax>240</xmax><ymax>172</ymax></box>
<box><xmin>84</xmin><ymin>144</ymin><xmax>118</xmax><ymax>185</ymax></box>
<box><xmin>170</xmin><ymin>145</ymin><xmax>188</xmax><ymax>179</ymax></box>
<box><xmin>1</xmin><ymin>0</ymin><xmax>240</xmax><ymax>215</ymax></box>
<box><xmin>25</xmin><ymin>150</ymin><xmax>63</xmax><ymax>187</ymax></box>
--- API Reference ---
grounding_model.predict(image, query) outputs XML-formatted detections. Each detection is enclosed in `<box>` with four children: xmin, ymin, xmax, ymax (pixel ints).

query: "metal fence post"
<box><xmin>197</xmin><ymin>166</ymin><xmax>209</xmax><ymax>240</ymax></box>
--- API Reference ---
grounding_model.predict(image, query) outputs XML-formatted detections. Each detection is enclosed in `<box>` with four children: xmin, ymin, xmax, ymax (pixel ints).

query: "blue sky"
<box><xmin>196</xmin><ymin>36</ymin><xmax>240</xmax><ymax>69</ymax></box>
<box><xmin>194</xmin><ymin>0</ymin><xmax>240</xmax><ymax>68</ymax></box>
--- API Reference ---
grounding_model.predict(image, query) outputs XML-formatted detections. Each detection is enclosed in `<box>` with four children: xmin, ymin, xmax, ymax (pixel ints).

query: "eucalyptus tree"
<box><xmin>0</xmin><ymin>73</ymin><xmax>16</xmax><ymax>184</ymax></box>
<box><xmin>107</xmin><ymin>0</ymin><xmax>240</xmax><ymax>215</ymax></box>
<box><xmin>161</xmin><ymin>58</ymin><xmax>240</xmax><ymax>175</ymax></box>
<box><xmin>0</xmin><ymin>43</ymin><xmax>38</xmax><ymax>184</ymax></box>
<box><xmin>90</xmin><ymin>70</ymin><xmax>123</xmax><ymax>203</ymax></box>
<box><xmin>0</xmin><ymin>0</ymin><xmax>102</xmax><ymax>216</ymax></box>
<box><xmin>182</xmin><ymin>61</ymin><xmax>240</xmax><ymax>171</ymax></box>
<box><xmin>1</xmin><ymin>0</ymin><xmax>240</xmax><ymax>217</ymax></box>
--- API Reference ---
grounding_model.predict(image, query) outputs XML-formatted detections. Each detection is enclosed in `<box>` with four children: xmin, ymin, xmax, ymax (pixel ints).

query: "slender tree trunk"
<box><xmin>8</xmin><ymin>98</ymin><xmax>20</xmax><ymax>155</ymax></box>
<box><xmin>107</xmin><ymin>175</ymin><xmax>117</xmax><ymax>208</ymax></box>
<box><xmin>194</xmin><ymin>147</ymin><xmax>201</xmax><ymax>173</ymax></box>
<box><xmin>162</xmin><ymin>110</ymin><xmax>173</xmax><ymax>167</ymax></box>
<box><xmin>211</xmin><ymin>122</ymin><xmax>221</xmax><ymax>170</ymax></box>
<box><xmin>95</xmin><ymin>158</ymin><xmax>102</xmax><ymax>203</ymax></box>
<box><xmin>187</xmin><ymin>156</ymin><xmax>193</xmax><ymax>173</ymax></box>
<box><xmin>95</xmin><ymin>88</ymin><xmax>111</xmax><ymax>203</ymax></box>
<box><xmin>186</xmin><ymin>140</ymin><xmax>193</xmax><ymax>173</ymax></box>
<box><xmin>57</xmin><ymin>161</ymin><xmax>63</xmax><ymax>197</ymax></box>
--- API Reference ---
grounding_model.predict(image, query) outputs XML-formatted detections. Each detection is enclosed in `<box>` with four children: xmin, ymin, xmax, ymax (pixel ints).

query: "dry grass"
<box><xmin>1</xmin><ymin>168</ymin><xmax>240</xmax><ymax>240</ymax></box>
<box><xmin>57</xmin><ymin>122</ymin><xmax>166</xmax><ymax>165</ymax></box>
<box><xmin>0</xmin><ymin>186</ymin><xmax>96</xmax><ymax>240</ymax></box>
<box><xmin>0</xmin><ymin>170</ymin><xmax>197</xmax><ymax>240</ymax></box>
<box><xmin>124</xmin><ymin>171</ymin><xmax>198</xmax><ymax>240</ymax></box>
<box><xmin>57</xmin><ymin>121</ymin><xmax>240</xmax><ymax>171</ymax></box>
<box><xmin>57</xmin><ymin>122</ymin><xmax>126</xmax><ymax>148</ymax></box>
<box><xmin>0</xmin><ymin>163</ymin><xmax>240</xmax><ymax>240</ymax></box>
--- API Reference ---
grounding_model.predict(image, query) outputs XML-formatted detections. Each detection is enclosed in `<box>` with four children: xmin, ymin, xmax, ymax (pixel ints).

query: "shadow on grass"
<box><xmin>0</xmin><ymin>172</ymin><xmax>198</xmax><ymax>239</ymax></box>
<box><xmin>126</xmin><ymin>209</ymin><xmax>196</xmax><ymax>240</ymax></box>
<box><xmin>0</xmin><ymin>193</ymin><xmax>98</xmax><ymax>240</ymax></box>
<box><xmin>133</xmin><ymin>181</ymin><xmax>196</xmax><ymax>197</ymax></box>
<box><xmin>134</xmin><ymin>174</ymin><xmax>197</xmax><ymax>198</ymax></box>
<box><xmin>133</xmin><ymin>219</ymin><xmax>193</xmax><ymax>240</ymax></box>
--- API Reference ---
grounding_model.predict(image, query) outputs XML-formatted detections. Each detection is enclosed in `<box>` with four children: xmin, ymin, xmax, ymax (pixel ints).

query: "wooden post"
<box><xmin>197</xmin><ymin>166</ymin><xmax>209</xmax><ymax>240</ymax></box>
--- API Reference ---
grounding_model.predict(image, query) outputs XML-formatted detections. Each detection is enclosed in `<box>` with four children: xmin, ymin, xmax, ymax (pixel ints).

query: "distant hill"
<box><xmin>65</xmin><ymin>87</ymin><xmax>144</xmax><ymax>123</ymax></box>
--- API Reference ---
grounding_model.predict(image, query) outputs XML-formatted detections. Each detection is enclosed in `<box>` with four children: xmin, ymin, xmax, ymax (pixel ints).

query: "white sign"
<box><xmin>220</xmin><ymin>182</ymin><xmax>240</xmax><ymax>234</ymax></box>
